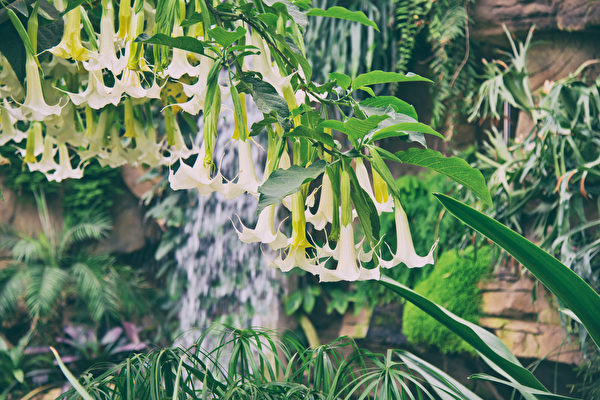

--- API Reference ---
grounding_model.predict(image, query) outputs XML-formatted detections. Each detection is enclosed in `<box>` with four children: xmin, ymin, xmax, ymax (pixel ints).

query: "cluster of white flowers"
<box><xmin>0</xmin><ymin>0</ymin><xmax>436</xmax><ymax>281</ymax></box>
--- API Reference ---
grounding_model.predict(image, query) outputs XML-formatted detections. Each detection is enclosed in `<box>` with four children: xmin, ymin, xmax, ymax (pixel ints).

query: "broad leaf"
<box><xmin>330</xmin><ymin>72</ymin><xmax>351</xmax><ymax>90</ymax></box>
<box><xmin>257</xmin><ymin>160</ymin><xmax>327</xmax><ymax>213</ymax></box>
<box><xmin>284</xmin><ymin>126</ymin><xmax>335</xmax><ymax>148</ymax></box>
<box><xmin>208</xmin><ymin>26</ymin><xmax>246</xmax><ymax>48</ymax></box>
<box><xmin>396</xmin><ymin>148</ymin><xmax>492</xmax><ymax>206</ymax></box>
<box><xmin>380</xmin><ymin>276</ymin><xmax>549</xmax><ymax>396</ymax></box>
<box><xmin>241</xmin><ymin>77</ymin><xmax>290</xmax><ymax>127</ymax></box>
<box><xmin>371</xmin><ymin>122</ymin><xmax>444</xmax><ymax>141</ymax></box>
<box><xmin>306</xmin><ymin>6</ymin><xmax>378</xmax><ymax>31</ymax></box>
<box><xmin>360</xmin><ymin>96</ymin><xmax>418</xmax><ymax>120</ymax></box>
<box><xmin>352</xmin><ymin>70</ymin><xmax>432</xmax><ymax>90</ymax></box>
<box><xmin>135</xmin><ymin>33</ymin><xmax>204</xmax><ymax>54</ymax></box>
<box><xmin>435</xmin><ymin>193</ymin><xmax>600</xmax><ymax>349</ymax></box>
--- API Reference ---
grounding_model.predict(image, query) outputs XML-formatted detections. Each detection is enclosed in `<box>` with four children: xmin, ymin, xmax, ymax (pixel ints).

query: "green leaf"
<box><xmin>208</xmin><ymin>26</ymin><xmax>246</xmax><ymax>48</ymax></box>
<box><xmin>257</xmin><ymin>160</ymin><xmax>327</xmax><ymax>213</ymax></box>
<box><xmin>319</xmin><ymin>115</ymin><xmax>388</xmax><ymax>143</ymax></box>
<box><xmin>360</xmin><ymin>96</ymin><xmax>418</xmax><ymax>120</ymax></box>
<box><xmin>306</xmin><ymin>6</ymin><xmax>378</xmax><ymax>31</ymax></box>
<box><xmin>352</xmin><ymin>70</ymin><xmax>432</xmax><ymax>90</ymax></box>
<box><xmin>435</xmin><ymin>193</ymin><xmax>600</xmax><ymax>349</ymax></box>
<box><xmin>50</xmin><ymin>347</ymin><xmax>95</xmax><ymax>400</ymax></box>
<box><xmin>180</xmin><ymin>12</ymin><xmax>202</xmax><ymax>27</ymax></box>
<box><xmin>347</xmin><ymin>163</ymin><xmax>379</xmax><ymax>245</ymax></box>
<box><xmin>379</xmin><ymin>276</ymin><xmax>549</xmax><ymax>396</ymax></box>
<box><xmin>135</xmin><ymin>33</ymin><xmax>204</xmax><ymax>54</ymax></box>
<box><xmin>470</xmin><ymin>374</ymin><xmax>579</xmax><ymax>399</ymax></box>
<box><xmin>241</xmin><ymin>77</ymin><xmax>290</xmax><ymax>124</ymax></box>
<box><xmin>303</xmin><ymin>288</ymin><xmax>316</xmax><ymax>314</ymax></box>
<box><xmin>285</xmin><ymin>291</ymin><xmax>303</xmax><ymax>315</ymax></box>
<box><xmin>395</xmin><ymin>148</ymin><xmax>492</xmax><ymax>205</ymax></box>
<box><xmin>371</xmin><ymin>122</ymin><xmax>444</xmax><ymax>141</ymax></box>
<box><xmin>396</xmin><ymin>350</ymin><xmax>484</xmax><ymax>400</ymax></box>
<box><xmin>329</xmin><ymin>72</ymin><xmax>351</xmax><ymax>90</ymax></box>
<box><xmin>284</xmin><ymin>126</ymin><xmax>335</xmax><ymax>148</ymax></box>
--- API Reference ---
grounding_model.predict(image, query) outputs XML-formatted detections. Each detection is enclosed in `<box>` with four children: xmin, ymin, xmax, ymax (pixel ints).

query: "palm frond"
<box><xmin>72</xmin><ymin>262</ymin><xmax>119</xmax><ymax>321</ymax></box>
<box><xmin>11</xmin><ymin>237</ymin><xmax>47</xmax><ymax>264</ymax></box>
<box><xmin>25</xmin><ymin>265</ymin><xmax>69</xmax><ymax>317</ymax></box>
<box><xmin>60</xmin><ymin>216</ymin><xmax>112</xmax><ymax>254</ymax></box>
<box><xmin>0</xmin><ymin>268</ymin><xmax>28</xmax><ymax>316</ymax></box>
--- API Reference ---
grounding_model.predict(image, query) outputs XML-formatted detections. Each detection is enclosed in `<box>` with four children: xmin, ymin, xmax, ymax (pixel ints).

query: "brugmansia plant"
<box><xmin>1</xmin><ymin>0</ymin><xmax>599</xmax><ymax>398</ymax></box>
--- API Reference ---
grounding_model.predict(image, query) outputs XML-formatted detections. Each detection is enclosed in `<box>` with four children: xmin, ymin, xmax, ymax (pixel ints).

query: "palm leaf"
<box><xmin>72</xmin><ymin>262</ymin><xmax>118</xmax><ymax>321</ymax></box>
<box><xmin>25</xmin><ymin>265</ymin><xmax>68</xmax><ymax>317</ymax></box>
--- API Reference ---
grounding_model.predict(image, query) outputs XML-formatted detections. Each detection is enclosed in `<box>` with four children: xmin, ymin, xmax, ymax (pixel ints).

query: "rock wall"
<box><xmin>479</xmin><ymin>271</ymin><xmax>581</xmax><ymax>365</ymax></box>
<box><xmin>0</xmin><ymin>165</ymin><xmax>154</xmax><ymax>257</ymax></box>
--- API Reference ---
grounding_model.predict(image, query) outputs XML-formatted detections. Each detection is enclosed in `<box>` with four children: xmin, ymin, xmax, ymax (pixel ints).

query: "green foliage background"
<box><xmin>402</xmin><ymin>245</ymin><xmax>491</xmax><ymax>354</ymax></box>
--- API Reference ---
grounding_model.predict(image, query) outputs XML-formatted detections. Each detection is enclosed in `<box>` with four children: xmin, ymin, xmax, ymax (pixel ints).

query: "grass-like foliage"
<box><xmin>403</xmin><ymin>245</ymin><xmax>492</xmax><ymax>354</ymax></box>
<box><xmin>55</xmin><ymin>325</ymin><xmax>479</xmax><ymax>400</ymax></box>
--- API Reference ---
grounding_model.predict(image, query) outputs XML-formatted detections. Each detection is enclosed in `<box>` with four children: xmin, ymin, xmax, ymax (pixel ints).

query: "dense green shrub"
<box><xmin>402</xmin><ymin>245</ymin><xmax>492</xmax><ymax>354</ymax></box>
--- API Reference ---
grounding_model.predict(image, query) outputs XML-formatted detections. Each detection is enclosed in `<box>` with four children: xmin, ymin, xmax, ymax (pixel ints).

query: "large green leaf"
<box><xmin>352</xmin><ymin>70</ymin><xmax>432</xmax><ymax>90</ymax></box>
<box><xmin>135</xmin><ymin>33</ymin><xmax>204</xmax><ymax>54</ymax></box>
<box><xmin>396</xmin><ymin>148</ymin><xmax>492</xmax><ymax>206</ymax></box>
<box><xmin>435</xmin><ymin>193</ymin><xmax>600</xmax><ymax>348</ymax></box>
<box><xmin>208</xmin><ymin>26</ymin><xmax>246</xmax><ymax>48</ymax></box>
<box><xmin>379</xmin><ymin>276</ymin><xmax>549</xmax><ymax>397</ymax></box>
<box><xmin>371</xmin><ymin>122</ymin><xmax>444</xmax><ymax>141</ymax></box>
<box><xmin>257</xmin><ymin>160</ymin><xmax>327</xmax><ymax>213</ymax></box>
<box><xmin>306</xmin><ymin>6</ymin><xmax>378</xmax><ymax>31</ymax></box>
<box><xmin>359</xmin><ymin>96</ymin><xmax>417</xmax><ymax>120</ymax></box>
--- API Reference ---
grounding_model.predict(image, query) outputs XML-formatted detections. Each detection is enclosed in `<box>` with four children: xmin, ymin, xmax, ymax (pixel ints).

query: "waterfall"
<box><xmin>175</xmin><ymin>96</ymin><xmax>281</xmax><ymax>346</ymax></box>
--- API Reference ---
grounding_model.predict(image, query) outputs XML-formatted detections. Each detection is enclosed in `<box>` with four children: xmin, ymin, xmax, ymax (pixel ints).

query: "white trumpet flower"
<box><xmin>305</xmin><ymin>174</ymin><xmax>334</xmax><ymax>230</ymax></box>
<box><xmin>163</xmin><ymin>26</ymin><xmax>201</xmax><ymax>79</ymax></box>
<box><xmin>354</xmin><ymin>158</ymin><xmax>393</xmax><ymax>214</ymax></box>
<box><xmin>235</xmin><ymin>139</ymin><xmax>260</xmax><ymax>194</ymax></box>
<box><xmin>379</xmin><ymin>198</ymin><xmax>437</xmax><ymax>269</ymax></box>
<box><xmin>0</xmin><ymin>105</ymin><xmax>26</xmax><ymax>145</ymax></box>
<box><xmin>84</xmin><ymin>0</ymin><xmax>126</xmax><ymax>73</ymax></box>
<box><xmin>12</xmin><ymin>55</ymin><xmax>62</xmax><ymax>121</ymax></box>
<box><xmin>27</xmin><ymin>135</ymin><xmax>58</xmax><ymax>173</ymax></box>
<box><xmin>68</xmin><ymin>70</ymin><xmax>122</xmax><ymax>109</ymax></box>
<box><xmin>317</xmin><ymin>223</ymin><xmax>380</xmax><ymax>282</ymax></box>
<box><xmin>0</xmin><ymin>56</ymin><xmax>24</xmax><ymax>101</ymax></box>
<box><xmin>50</xmin><ymin>6</ymin><xmax>92</xmax><ymax>61</ymax></box>
<box><xmin>115</xmin><ymin>68</ymin><xmax>161</xmax><ymax>100</ymax></box>
<box><xmin>233</xmin><ymin>205</ymin><xmax>288</xmax><ymax>250</ymax></box>
<box><xmin>168</xmin><ymin>152</ymin><xmax>224</xmax><ymax>196</ymax></box>
<box><xmin>47</xmin><ymin>143</ymin><xmax>84</xmax><ymax>182</ymax></box>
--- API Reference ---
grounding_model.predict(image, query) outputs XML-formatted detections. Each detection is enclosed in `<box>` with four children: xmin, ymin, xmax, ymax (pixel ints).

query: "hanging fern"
<box><xmin>394</xmin><ymin>0</ymin><xmax>432</xmax><ymax>73</ymax></box>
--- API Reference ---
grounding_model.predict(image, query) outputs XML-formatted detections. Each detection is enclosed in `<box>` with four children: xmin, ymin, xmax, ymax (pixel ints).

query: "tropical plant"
<box><xmin>52</xmin><ymin>325</ymin><xmax>482</xmax><ymax>400</ymax></box>
<box><xmin>0</xmin><ymin>193</ymin><xmax>143</xmax><ymax>325</ymax></box>
<box><xmin>403</xmin><ymin>245</ymin><xmax>492</xmax><ymax>354</ymax></box>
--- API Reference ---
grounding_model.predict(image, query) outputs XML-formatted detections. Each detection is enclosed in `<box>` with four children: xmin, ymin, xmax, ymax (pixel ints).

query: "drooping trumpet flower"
<box><xmin>0</xmin><ymin>104</ymin><xmax>26</xmax><ymax>145</ymax></box>
<box><xmin>234</xmin><ymin>204</ymin><xmax>289</xmax><ymax>250</ymax></box>
<box><xmin>0</xmin><ymin>56</ymin><xmax>24</xmax><ymax>101</ymax></box>
<box><xmin>84</xmin><ymin>0</ymin><xmax>125</xmax><ymax>73</ymax></box>
<box><xmin>68</xmin><ymin>70</ymin><xmax>122</xmax><ymax>109</ymax></box>
<box><xmin>13</xmin><ymin>54</ymin><xmax>63</xmax><ymax>121</ymax></box>
<box><xmin>354</xmin><ymin>158</ymin><xmax>393</xmax><ymax>214</ymax></box>
<box><xmin>316</xmin><ymin>168</ymin><xmax>380</xmax><ymax>282</ymax></box>
<box><xmin>27</xmin><ymin>135</ymin><xmax>58</xmax><ymax>173</ymax></box>
<box><xmin>305</xmin><ymin>173</ymin><xmax>334</xmax><ymax>230</ymax></box>
<box><xmin>379</xmin><ymin>197</ymin><xmax>437</xmax><ymax>269</ymax></box>
<box><xmin>50</xmin><ymin>6</ymin><xmax>92</xmax><ymax>61</ymax></box>
<box><xmin>163</xmin><ymin>24</ymin><xmax>201</xmax><ymax>79</ymax></box>
<box><xmin>271</xmin><ymin>190</ymin><xmax>323</xmax><ymax>274</ymax></box>
<box><xmin>47</xmin><ymin>143</ymin><xmax>84</xmax><ymax>182</ymax></box>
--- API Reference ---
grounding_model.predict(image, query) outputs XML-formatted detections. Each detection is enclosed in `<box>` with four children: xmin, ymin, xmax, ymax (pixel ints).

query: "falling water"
<box><xmin>175</xmin><ymin>97</ymin><xmax>281</xmax><ymax>346</ymax></box>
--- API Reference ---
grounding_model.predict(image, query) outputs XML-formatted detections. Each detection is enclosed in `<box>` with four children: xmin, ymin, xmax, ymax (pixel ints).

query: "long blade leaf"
<box><xmin>435</xmin><ymin>193</ymin><xmax>600</xmax><ymax>348</ymax></box>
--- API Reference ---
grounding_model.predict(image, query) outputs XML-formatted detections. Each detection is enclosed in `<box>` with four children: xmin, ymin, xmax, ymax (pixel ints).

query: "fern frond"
<box><xmin>26</xmin><ymin>265</ymin><xmax>69</xmax><ymax>317</ymax></box>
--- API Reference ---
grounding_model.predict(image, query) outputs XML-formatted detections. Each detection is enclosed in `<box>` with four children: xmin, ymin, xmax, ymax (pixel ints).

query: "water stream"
<box><xmin>175</xmin><ymin>97</ymin><xmax>281</xmax><ymax>346</ymax></box>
